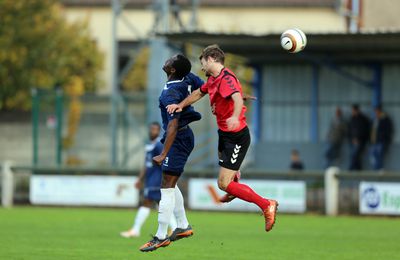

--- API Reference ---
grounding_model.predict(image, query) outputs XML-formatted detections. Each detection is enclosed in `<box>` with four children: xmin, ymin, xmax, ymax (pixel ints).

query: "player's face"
<box><xmin>162</xmin><ymin>57</ymin><xmax>176</xmax><ymax>77</ymax></box>
<box><xmin>200</xmin><ymin>57</ymin><xmax>212</xmax><ymax>75</ymax></box>
<box><xmin>149</xmin><ymin>125</ymin><xmax>160</xmax><ymax>140</ymax></box>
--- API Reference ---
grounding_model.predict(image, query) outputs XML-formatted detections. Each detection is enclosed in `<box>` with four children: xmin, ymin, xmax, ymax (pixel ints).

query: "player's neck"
<box><xmin>168</xmin><ymin>74</ymin><xmax>182</xmax><ymax>81</ymax></box>
<box><xmin>210</xmin><ymin>64</ymin><xmax>225</xmax><ymax>77</ymax></box>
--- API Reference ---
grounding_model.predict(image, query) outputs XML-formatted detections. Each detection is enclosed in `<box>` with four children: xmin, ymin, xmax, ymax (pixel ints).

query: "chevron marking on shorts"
<box><xmin>231</xmin><ymin>144</ymin><xmax>241</xmax><ymax>164</ymax></box>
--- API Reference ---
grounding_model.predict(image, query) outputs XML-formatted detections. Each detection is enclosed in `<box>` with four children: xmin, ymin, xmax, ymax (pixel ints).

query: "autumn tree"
<box><xmin>0</xmin><ymin>0</ymin><xmax>103</xmax><ymax>111</ymax></box>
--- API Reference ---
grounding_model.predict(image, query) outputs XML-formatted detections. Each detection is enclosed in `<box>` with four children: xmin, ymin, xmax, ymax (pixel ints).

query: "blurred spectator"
<box><xmin>325</xmin><ymin>107</ymin><xmax>347</xmax><ymax>168</ymax></box>
<box><xmin>120</xmin><ymin>122</ymin><xmax>176</xmax><ymax>238</ymax></box>
<box><xmin>349</xmin><ymin>104</ymin><xmax>371</xmax><ymax>170</ymax></box>
<box><xmin>290</xmin><ymin>149</ymin><xmax>304</xmax><ymax>171</ymax></box>
<box><xmin>370</xmin><ymin>105</ymin><xmax>393</xmax><ymax>170</ymax></box>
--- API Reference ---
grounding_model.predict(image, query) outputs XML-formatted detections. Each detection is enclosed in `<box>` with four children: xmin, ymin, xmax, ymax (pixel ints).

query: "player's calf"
<box><xmin>219</xmin><ymin>171</ymin><xmax>241</xmax><ymax>203</ymax></box>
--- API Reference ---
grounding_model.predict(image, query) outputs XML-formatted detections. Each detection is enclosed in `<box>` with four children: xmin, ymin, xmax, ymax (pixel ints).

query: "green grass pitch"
<box><xmin>0</xmin><ymin>207</ymin><xmax>399</xmax><ymax>260</ymax></box>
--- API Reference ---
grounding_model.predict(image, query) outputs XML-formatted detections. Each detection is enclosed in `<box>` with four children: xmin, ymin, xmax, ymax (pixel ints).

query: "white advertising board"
<box><xmin>360</xmin><ymin>182</ymin><xmax>400</xmax><ymax>215</ymax></box>
<box><xmin>188</xmin><ymin>178</ymin><xmax>306</xmax><ymax>213</ymax></box>
<box><xmin>30</xmin><ymin>175</ymin><xmax>139</xmax><ymax>207</ymax></box>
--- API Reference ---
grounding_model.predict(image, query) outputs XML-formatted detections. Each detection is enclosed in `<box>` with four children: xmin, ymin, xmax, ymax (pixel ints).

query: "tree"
<box><xmin>122</xmin><ymin>47</ymin><xmax>150</xmax><ymax>92</ymax></box>
<box><xmin>0</xmin><ymin>0</ymin><xmax>103</xmax><ymax>111</ymax></box>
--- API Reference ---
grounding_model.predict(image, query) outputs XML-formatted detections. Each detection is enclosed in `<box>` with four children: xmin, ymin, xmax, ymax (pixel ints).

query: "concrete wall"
<box><xmin>362</xmin><ymin>0</ymin><xmax>400</xmax><ymax>31</ymax></box>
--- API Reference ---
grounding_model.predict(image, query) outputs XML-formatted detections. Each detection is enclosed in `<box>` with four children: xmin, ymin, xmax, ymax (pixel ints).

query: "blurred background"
<box><xmin>1</xmin><ymin>0</ymin><xmax>400</xmax><ymax>171</ymax></box>
<box><xmin>1</xmin><ymin>0</ymin><xmax>400</xmax><ymax>213</ymax></box>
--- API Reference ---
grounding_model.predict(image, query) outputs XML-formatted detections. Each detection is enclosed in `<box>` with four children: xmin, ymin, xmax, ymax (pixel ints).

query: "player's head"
<box><xmin>335</xmin><ymin>107</ymin><xmax>342</xmax><ymax>118</ymax></box>
<box><xmin>163</xmin><ymin>54</ymin><xmax>191</xmax><ymax>79</ymax></box>
<box><xmin>199</xmin><ymin>44</ymin><xmax>225</xmax><ymax>74</ymax></box>
<box><xmin>290</xmin><ymin>149</ymin><xmax>300</xmax><ymax>161</ymax></box>
<box><xmin>351</xmin><ymin>104</ymin><xmax>360</xmax><ymax>116</ymax></box>
<box><xmin>149</xmin><ymin>122</ymin><xmax>161</xmax><ymax>140</ymax></box>
<box><xmin>374</xmin><ymin>104</ymin><xmax>383</xmax><ymax>117</ymax></box>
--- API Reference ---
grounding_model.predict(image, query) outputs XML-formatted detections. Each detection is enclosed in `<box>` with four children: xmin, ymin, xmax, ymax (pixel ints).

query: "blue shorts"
<box><xmin>144</xmin><ymin>187</ymin><xmax>161</xmax><ymax>201</ymax></box>
<box><xmin>161</xmin><ymin>127</ymin><xmax>194</xmax><ymax>176</ymax></box>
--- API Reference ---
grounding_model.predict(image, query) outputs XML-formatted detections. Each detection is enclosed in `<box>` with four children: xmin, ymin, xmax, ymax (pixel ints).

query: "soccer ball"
<box><xmin>280</xmin><ymin>29</ymin><xmax>307</xmax><ymax>53</ymax></box>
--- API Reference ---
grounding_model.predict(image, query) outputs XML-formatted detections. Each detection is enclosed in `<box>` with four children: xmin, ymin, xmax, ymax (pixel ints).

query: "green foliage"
<box><xmin>121</xmin><ymin>47</ymin><xmax>150</xmax><ymax>92</ymax></box>
<box><xmin>0</xmin><ymin>0</ymin><xmax>103</xmax><ymax>111</ymax></box>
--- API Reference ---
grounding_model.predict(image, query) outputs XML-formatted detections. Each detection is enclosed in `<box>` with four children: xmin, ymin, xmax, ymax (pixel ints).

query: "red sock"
<box><xmin>226</xmin><ymin>181</ymin><xmax>270</xmax><ymax>210</ymax></box>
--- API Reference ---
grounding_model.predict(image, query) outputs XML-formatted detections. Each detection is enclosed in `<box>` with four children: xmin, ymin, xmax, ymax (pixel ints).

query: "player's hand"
<box><xmin>166</xmin><ymin>104</ymin><xmax>182</xmax><ymax>114</ymax></box>
<box><xmin>134</xmin><ymin>180</ymin><xmax>142</xmax><ymax>189</ymax></box>
<box><xmin>243</xmin><ymin>93</ymin><xmax>257</xmax><ymax>101</ymax></box>
<box><xmin>226</xmin><ymin>116</ymin><xmax>240</xmax><ymax>131</ymax></box>
<box><xmin>152</xmin><ymin>154</ymin><xmax>166</xmax><ymax>166</ymax></box>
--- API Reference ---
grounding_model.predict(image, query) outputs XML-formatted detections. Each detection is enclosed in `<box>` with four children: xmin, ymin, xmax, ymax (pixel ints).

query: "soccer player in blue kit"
<box><xmin>120</xmin><ymin>122</ymin><xmax>176</xmax><ymax>238</ymax></box>
<box><xmin>139</xmin><ymin>54</ymin><xmax>204</xmax><ymax>252</ymax></box>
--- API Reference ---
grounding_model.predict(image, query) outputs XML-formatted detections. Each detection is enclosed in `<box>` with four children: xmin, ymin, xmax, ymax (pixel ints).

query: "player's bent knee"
<box><xmin>217</xmin><ymin>179</ymin><xmax>228</xmax><ymax>191</ymax></box>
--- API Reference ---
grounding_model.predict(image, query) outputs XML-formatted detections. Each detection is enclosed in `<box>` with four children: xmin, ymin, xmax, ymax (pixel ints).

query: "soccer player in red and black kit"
<box><xmin>167</xmin><ymin>44</ymin><xmax>278</xmax><ymax>232</ymax></box>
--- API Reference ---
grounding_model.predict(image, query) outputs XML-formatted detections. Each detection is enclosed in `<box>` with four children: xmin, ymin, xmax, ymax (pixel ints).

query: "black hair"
<box><xmin>172</xmin><ymin>54</ymin><xmax>191</xmax><ymax>78</ymax></box>
<box><xmin>352</xmin><ymin>104</ymin><xmax>360</xmax><ymax>111</ymax></box>
<box><xmin>150</xmin><ymin>121</ymin><xmax>161</xmax><ymax>128</ymax></box>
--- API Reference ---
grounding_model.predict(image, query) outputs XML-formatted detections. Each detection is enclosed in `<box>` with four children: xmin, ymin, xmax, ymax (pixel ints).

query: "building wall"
<box><xmin>362</xmin><ymin>0</ymin><xmax>400</xmax><ymax>30</ymax></box>
<box><xmin>63</xmin><ymin>6</ymin><xmax>346</xmax><ymax>94</ymax></box>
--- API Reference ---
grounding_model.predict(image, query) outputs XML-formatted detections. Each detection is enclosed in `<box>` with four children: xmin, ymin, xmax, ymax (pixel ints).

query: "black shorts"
<box><xmin>218</xmin><ymin>126</ymin><xmax>251</xmax><ymax>171</ymax></box>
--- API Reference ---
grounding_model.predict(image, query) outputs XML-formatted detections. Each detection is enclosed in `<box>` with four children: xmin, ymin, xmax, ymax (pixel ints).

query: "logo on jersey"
<box><xmin>230</xmin><ymin>144</ymin><xmax>241</xmax><ymax>164</ymax></box>
<box><xmin>224</xmin><ymin>76</ymin><xmax>237</xmax><ymax>91</ymax></box>
<box><xmin>163</xmin><ymin>157</ymin><xmax>169</xmax><ymax>167</ymax></box>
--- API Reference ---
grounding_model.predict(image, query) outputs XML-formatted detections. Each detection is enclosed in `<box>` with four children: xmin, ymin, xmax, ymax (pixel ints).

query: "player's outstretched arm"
<box><xmin>242</xmin><ymin>93</ymin><xmax>257</xmax><ymax>101</ymax></box>
<box><xmin>152</xmin><ymin>118</ymin><xmax>178</xmax><ymax>165</ymax></box>
<box><xmin>166</xmin><ymin>89</ymin><xmax>205</xmax><ymax>114</ymax></box>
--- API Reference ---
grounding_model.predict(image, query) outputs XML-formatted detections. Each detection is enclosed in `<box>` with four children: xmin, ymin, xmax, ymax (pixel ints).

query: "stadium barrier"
<box><xmin>1</xmin><ymin>161</ymin><xmax>13</xmax><ymax>208</ymax></box>
<box><xmin>2</xmin><ymin>161</ymin><xmax>400</xmax><ymax>215</ymax></box>
<box><xmin>325</xmin><ymin>167</ymin><xmax>339</xmax><ymax>216</ymax></box>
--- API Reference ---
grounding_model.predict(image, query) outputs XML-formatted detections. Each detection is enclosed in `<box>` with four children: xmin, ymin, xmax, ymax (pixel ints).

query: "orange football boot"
<box><xmin>263</xmin><ymin>200</ymin><xmax>278</xmax><ymax>232</ymax></box>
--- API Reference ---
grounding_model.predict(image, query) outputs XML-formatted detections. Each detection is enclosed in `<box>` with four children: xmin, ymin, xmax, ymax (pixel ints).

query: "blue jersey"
<box><xmin>159</xmin><ymin>72</ymin><xmax>204</xmax><ymax>132</ymax></box>
<box><xmin>144</xmin><ymin>139</ymin><xmax>163</xmax><ymax>193</ymax></box>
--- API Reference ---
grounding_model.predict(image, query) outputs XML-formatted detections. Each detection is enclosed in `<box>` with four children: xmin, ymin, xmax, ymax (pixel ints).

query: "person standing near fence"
<box><xmin>120</xmin><ymin>122</ymin><xmax>176</xmax><ymax>238</ymax></box>
<box><xmin>370</xmin><ymin>105</ymin><xmax>393</xmax><ymax>170</ymax></box>
<box><xmin>325</xmin><ymin>107</ymin><xmax>347</xmax><ymax>168</ymax></box>
<box><xmin>349</xmin><ymin>104</ymin><xmax>371</xmax><ymax>170</ymax></box>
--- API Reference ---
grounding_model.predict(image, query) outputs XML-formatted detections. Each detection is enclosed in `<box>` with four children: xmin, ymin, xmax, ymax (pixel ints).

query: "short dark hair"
<box><xmin>150</xmin><ymin>121</ymin><xmax>161</xmax><ymax>129</ymax></box>
<box><xmin>199</xmin><ymin>44</ymin><xmax>225</xmax><ymax>64</ymax></box>
<box><xmin>352</xmin><ymin>104</ymin><xmax>360</xmax><ymax>111</ymax></box>
<box><xmin>172</xmin><ymin>54</ymin><xmax>191</xmax><ymax>78</ymax></box>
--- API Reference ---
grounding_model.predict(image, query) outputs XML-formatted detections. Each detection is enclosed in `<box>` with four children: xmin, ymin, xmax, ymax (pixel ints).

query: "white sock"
<box><xmin>132</xmin><ymin>206</ymin><xmax>150</xmax><ymax>234</ymax></box>
<box><xmin>174</xmin><ymin>185</ymin><xmax>189</xmax><ymax>229</ymax></box>
<box><xmin>155</xmin><ymin>188</ymin><xmax>175</xmax><ymax>239</ymax></box>
<box><xmin>169</xmin><ymin>214</ymin><xmax>177</xmax><ymax>231</ymax></box>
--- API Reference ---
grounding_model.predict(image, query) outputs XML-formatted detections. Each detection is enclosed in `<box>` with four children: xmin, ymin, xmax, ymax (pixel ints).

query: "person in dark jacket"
<box><xmin>370</xmin><ymin>105</ymin><xmax>393</xmax><ymax>170</ymax></box>
<box><xmin>325</xmin><ymin>107</ymin><xmax>347</xmax><ymax>168</ymax></box>
<box><xmin>349</xmin><ymin>104</ymin><xmax>371</xmax><ymax>170</ymax></box>
<box><xmin>289</xmin><ymin>149</ymin><xmax>304</xmax><ymax>171</ymax></box>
